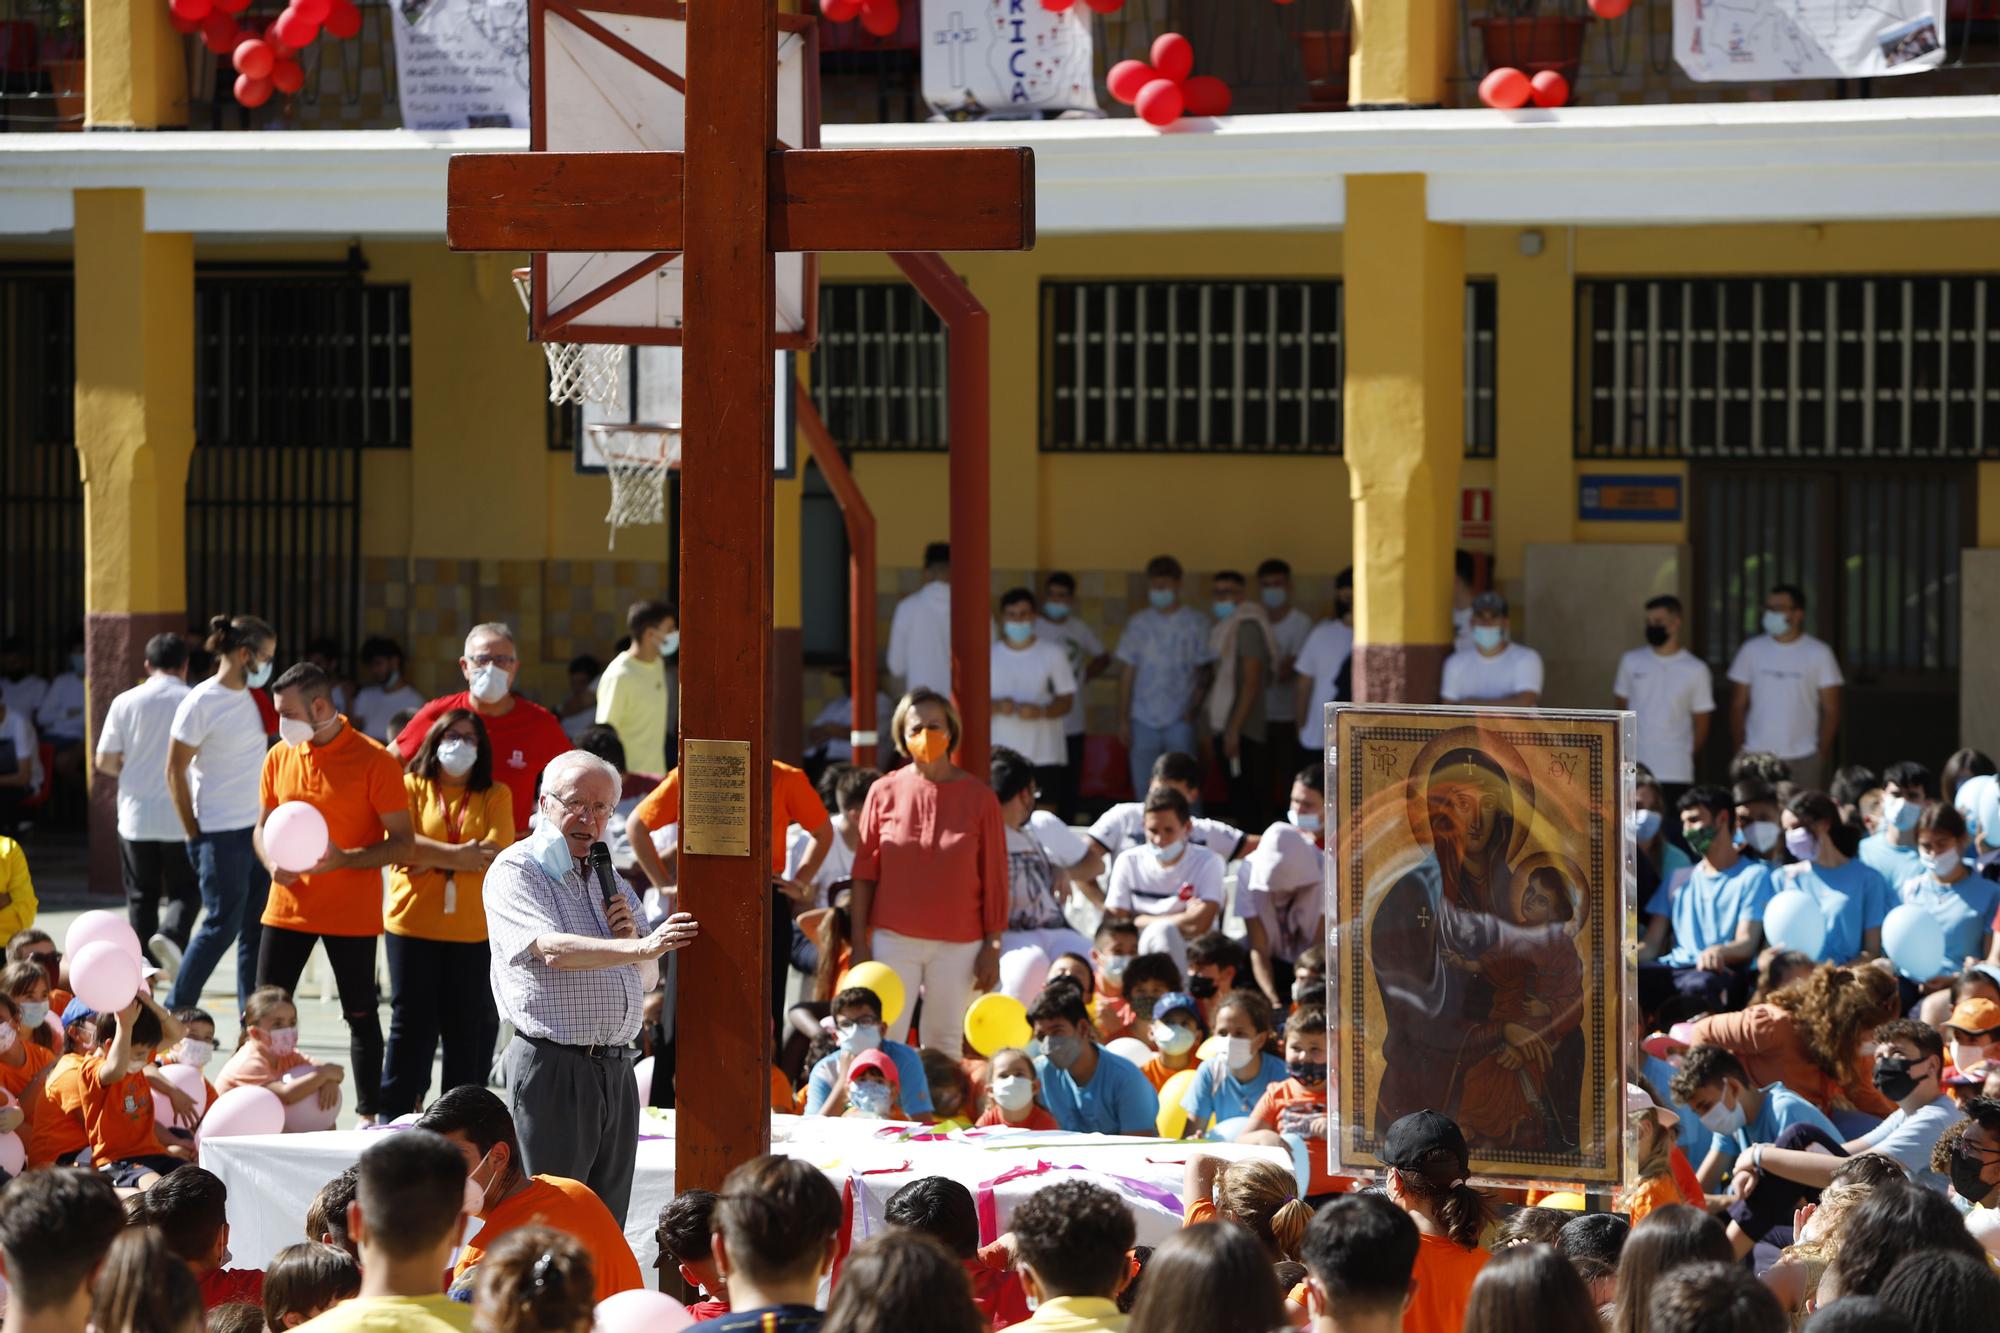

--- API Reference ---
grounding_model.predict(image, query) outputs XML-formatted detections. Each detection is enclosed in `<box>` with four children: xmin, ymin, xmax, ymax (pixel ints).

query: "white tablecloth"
<box><xmin>200</xmin><ymin>1113</ymin><xmax>1289</xmax><ymax>1272</ymax></box>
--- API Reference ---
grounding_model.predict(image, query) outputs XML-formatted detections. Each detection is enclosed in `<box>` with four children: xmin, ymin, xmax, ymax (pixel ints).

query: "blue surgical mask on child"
<box><xmin>1260</xmin><ymin>586</ymin><xmax>1286</xmax><ymax>609</ymax></box>
<box><xmin>1002</xmin><ymin>621</ymin><xmax>1034</xmax><ymax>646</ymax></box>
<box><xmin>848</xmin><ymin>1081</ymin><xmax>891</xmax><ymax>1116</ymax></box>
<box><xmin>1148</xmin><ymin>588</ymin><xmax>1176</xmax><ymax>610</ymax></box>
<box><xmin>1042</xmin><ymin>602</ymin><xmax>1070</xmax><ymax>621</ymax></box>
<box><xmin>1472</xmin><ymin>626</ymin><xmax>1504</xmax><ymax>651</ymax></box>
<box><xmin>837</xmin><ymin>1020</ymin><xmax>882</xmax><ymax>1053</ymax></box>
<box><xmin>1211</xmin><ymin>601</ymin><xmax>1237</xmax><ymax>622</ymax></box>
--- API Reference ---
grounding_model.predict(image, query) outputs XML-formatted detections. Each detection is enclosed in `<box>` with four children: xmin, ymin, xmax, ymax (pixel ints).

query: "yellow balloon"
<box><xmin>1196</xmin><ymin>1034</ymin><xmax>1228</xmax><ymax>1062</ymax></box>
<box><xmin>1540</xmin><ymin>1192</ymin><xmax>1588</xmax><ymax>1212</ymax></box>
<box><xmin>1156</xmin><ymin>1068</ymin><xmax>1198</xmax><ymax>1138</ymax></box>
<box><xmin>963</xmin><ymin>993</ymin><xmax>1032</xmax><ymax>1058</ymax></box>
<box><xmin>838</xmin><ymin>961</ymin><xmax>908</xmax><ymax>1028</ymax></box>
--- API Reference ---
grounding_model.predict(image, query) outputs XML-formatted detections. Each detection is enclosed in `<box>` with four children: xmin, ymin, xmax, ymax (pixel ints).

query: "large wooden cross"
<box><xmin>446</xmin><ymin>3</ymin><xmax>1034</xmax><ymax>1193</ymax></box>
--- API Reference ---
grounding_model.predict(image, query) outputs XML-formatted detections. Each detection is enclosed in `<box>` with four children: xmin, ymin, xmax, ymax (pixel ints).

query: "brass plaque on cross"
<box><xmin>682</xmin><ymin>739</ymin><xmax>752</xmax><ymax>857</ymax></box>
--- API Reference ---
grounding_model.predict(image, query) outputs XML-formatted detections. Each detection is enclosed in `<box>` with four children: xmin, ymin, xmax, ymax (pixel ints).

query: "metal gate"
<box><xmin>186</xmin><ymin>271</ymin><xmax>410</xmax><ymax>659</ymax></box>
<box><xmin>1692</xmin><ymin>464</ymin><xmax>1970</xmax><ymax>774</ymax></box>
<box><xmin>0</xmin><ymin>268</ymin><xmax>83</xmax><ymax>675</ymax></box>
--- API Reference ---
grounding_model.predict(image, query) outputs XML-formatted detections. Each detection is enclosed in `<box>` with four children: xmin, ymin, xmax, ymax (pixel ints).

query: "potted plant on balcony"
<box><xmin>1472</xmin><ymin>0</ymin><xmax>1589</xmax><ymax>90</ymax></box>
<box><xmin>1294</xmin><ymin>26</ymin><xmax>1349</xmax><ymax>111</ymax></box>
<box><xmin>37</xmin><ymin>0</ymin><xmax>86</xmax><ymax>128</ymax></box>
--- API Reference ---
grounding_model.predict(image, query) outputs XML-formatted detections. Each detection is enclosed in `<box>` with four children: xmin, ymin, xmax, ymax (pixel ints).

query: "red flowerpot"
<box><xmin>1474</xmin><ymin>14</ymin><xmax>1589</xmax><ymax>86</ymax></box>
<box><xmin>1295</xmin><ymin>28</ymin><xmax>1349</xmax><ymax>111</ymax></box>
<box><xmin>46</xmin><ymin>56</ymin><xmax>85</xmax><ymax>130</ymax></box>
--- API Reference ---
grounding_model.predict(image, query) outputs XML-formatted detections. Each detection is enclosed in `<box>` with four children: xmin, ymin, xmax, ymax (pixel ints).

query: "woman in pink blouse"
<box><xmin>850</xmin><ymin>688</ymin><xmax>1008</xmax><ymax>1053</ymax></box>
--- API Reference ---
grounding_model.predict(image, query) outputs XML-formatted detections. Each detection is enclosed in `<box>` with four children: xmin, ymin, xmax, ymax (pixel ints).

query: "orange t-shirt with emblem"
<box><xmin>632</xmin><ymin>760</ymin><xmax>828</xmax><ymax>876</ymax></box>
<box><xmin>27</xmin><ymin>1050</ymin><xmax>90</xmax><ymax>1165</ymax></box>
<box><xmin>0</xmin><ymin>1030</ymin><xmax>53</xmax><ymax>1101</ymax></box>
<box><xmin>260</xmin><ymin>721</ymin><xmax>410</xmax><ymax>936</ymax></box>
<box><xmin>79</xmin><ymin>1052</ymin><xmax>160</xmax><ymax>1164</ymax></box>
<box><xmin>387</xmin><ymin>774</ymin><xmax>516</xmax><ymax>944</ymax></box>
<box><xmin>1248</xmin><ymin>1076</ymin><xmax>1345</xmax><ymax>1198</ymax></box>
<box><xmin>1404</xmin><ymin>1233</ymin><xmax>1488</xmax><ymax>1333</ymax></box>
<box><xmin>455</xmin><ymin>1176</ymin><xmax>643</xmax><ymax>1303</ymax></box>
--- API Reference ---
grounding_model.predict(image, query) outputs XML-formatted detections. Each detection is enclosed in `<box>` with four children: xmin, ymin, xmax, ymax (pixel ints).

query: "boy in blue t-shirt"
<box><xmin>1638</xmin><ymin>785</ymin><xmax>1774</xmax><ymax>1021</ymax></box>
<box><xmin>1028</xmin><ymin>979</ymin><xmax>1159</xmax><ymax>1136</ymax></box>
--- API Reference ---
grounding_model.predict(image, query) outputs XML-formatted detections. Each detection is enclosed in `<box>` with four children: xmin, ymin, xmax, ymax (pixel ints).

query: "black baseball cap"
<box><xmin>1381</xmin><ymin>1110</ymin><xmax>1470</xmax><ymax>1173</ymax></box>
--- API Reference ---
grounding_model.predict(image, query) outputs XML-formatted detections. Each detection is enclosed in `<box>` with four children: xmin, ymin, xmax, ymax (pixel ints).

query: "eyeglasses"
<box><xmin>547</xmin><ymin>791</ymin><xmax>615</xmax><ymax>821</ymax></box>
<box><xmin>28</xmin><ymin>949</ymin><xmax>58</xmax><ymax>964</ymax></box>
<box><xmin>467</xmin><ymin>653</ymin><xmax>518</xmax><ymax>669</ymax></box>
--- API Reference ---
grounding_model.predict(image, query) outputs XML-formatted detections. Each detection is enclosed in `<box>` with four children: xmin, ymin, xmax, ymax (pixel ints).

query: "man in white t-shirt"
<box><xmin>349</xmin><ymin>636</ymin><xmax>426</xmax><ymax>744</ymax></box>
<box><xmin>1727</xmin><ymin>583</ymin><xmax>1843</xmax><ymax>791</ymax></box>
<box><xmin>1085</xmin><ymin>750</ymin><xmax>1251</xmax><ymax>865</ymax></box>
<box><xmin>1290</xmin><ymin>567</ymin><xmax>1353</xmax><ymax>769</ymax></box>
<box><xmin>990</xmin><ymin>746</ymin><xmax>1105</xmax><ymax>1000</ymax></box>
<box><xmin>1102</xmin><ymin>786</ymin><xmax>1226</xmax><ymax>970</ymax></box>
<box><xmin>94</xmin><ymin>633</ymin><xmax>196</xmax><ymax>973</ymax></box>
<box><xmin>1035</xmin><ymin>571</ymin><xmax>1111</xmax><ymax>821</ymax></box>
<box><xmin>1439</xmin><ymin>591</ymin><xmax>1543</xmax><ymax>707</ymax></box>
<box><xmin>887</xmin><ymin>542</ymin><xmax>955</xmax><ymax>696</ymax></box>
<box><xmin>1256</xmin><ymin>559</ymin><xmax>1316</xmax><ymax>786</ymax></box>
<box><xmin>1613</xmin><ymin>595</ymin><xmax>1716</xmax><ymax>799</ymax></box>
<box><xmin>991</xmin><ymin>587</ymin><xmax>1078</xmax><ymax>804</ymax></box>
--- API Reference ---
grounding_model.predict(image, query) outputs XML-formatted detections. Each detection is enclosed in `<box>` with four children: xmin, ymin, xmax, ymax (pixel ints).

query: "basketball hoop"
<box><xmin>513</xmin><ymin>268</ymin><xmax>625</xmax><ymax>407</ymax></box>
<box><xmin>590</xmin><ymin>423</ymin><xmax>681</xmax><ymax>549</ymax></box>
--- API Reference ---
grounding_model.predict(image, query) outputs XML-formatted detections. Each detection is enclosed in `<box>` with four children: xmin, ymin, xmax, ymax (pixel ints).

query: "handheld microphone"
<box><xmin>587</xmin><ymin>840</ymin><xmax>619</xmax><ymax>913</ymax></box>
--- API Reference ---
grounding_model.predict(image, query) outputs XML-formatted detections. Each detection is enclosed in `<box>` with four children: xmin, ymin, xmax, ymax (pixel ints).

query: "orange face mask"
<box><xmin>907</xmin><ymin>728</ymin><xmax>951</xmax><ymax>764</ymax></box>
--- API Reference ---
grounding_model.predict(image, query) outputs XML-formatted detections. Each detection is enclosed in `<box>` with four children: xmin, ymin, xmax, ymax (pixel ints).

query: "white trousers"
<box><xmin>1138</xmin><ymin>920</ymin><xmax>1188</xmax><ymax>970</ymax></box>
<box><xmin>871</xmin><ymin>928</ymin><xmax>987</xmax><ymax>1054</ymax></box>
<box><xmin>998</xmin><ymin>927</ymin><xmax>1096</xmax><ymax>1002</ymax></box>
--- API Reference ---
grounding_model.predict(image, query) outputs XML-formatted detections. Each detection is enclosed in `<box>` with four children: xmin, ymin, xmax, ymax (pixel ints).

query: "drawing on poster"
<box><xmin>922</xmin><ymin>1</ymin><xmax>1098</xmax><ymax>120</ymax></box>
<box><xmin>393</xmin><ymin>0</ymin><xmax>530</xmax><ymax>130</ymax></box>
<box><xmin>1673</xmin><ymin>0</ymin><xmax>1947</xmax><ymax>81</ymax></box>
<box><xmin>1327</xmin><ymin>706</ymin><xmax>1634</xmax><ymax>1188</ymax></box>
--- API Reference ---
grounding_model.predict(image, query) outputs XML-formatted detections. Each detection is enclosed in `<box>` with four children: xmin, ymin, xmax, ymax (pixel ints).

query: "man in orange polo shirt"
<box><xmin>255</xmin><ymin>663</ymin><xmax>412</xmax><ymax>1125</ymax></box>
<box><xmin>417</xmin><ymin>1084</ymin><xmax>643</xmax><ymax>1304</ymax></box>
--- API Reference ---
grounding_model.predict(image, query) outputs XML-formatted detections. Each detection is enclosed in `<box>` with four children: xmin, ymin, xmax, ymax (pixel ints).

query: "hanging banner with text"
<box><xmin>1674</xmin><ymin>0</ymin><xmax>1946</xmax><ymax>81</ymax></box>
<box><xmin>391</xmin><ymin>0</ymin><xmax>530</xmax><ymax>130</ymax></box>
<box><xmin>922</xmin><ymin>1</ymin><xmax>1099</xmax><ymax>120</ymax></box>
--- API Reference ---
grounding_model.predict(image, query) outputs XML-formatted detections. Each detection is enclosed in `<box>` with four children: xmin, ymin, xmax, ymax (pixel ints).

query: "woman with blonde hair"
<box><xmin>1182</xmin><ymin>1152</ymin><xmax>1313</xmax><ymax>1262</ymax></box>
<box><xmin>849</xmin><ymin>688</ymin><xmax>1008</xmax><ymax>1053</ymax></box>
<box><xmin>1687</xmin><ymin>962</ymin><xmax>1900</xmax><ymax>1126</ymax></box>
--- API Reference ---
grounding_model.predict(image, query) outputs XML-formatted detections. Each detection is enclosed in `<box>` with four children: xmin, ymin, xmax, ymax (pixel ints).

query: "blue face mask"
<box><xmin>1260</xmin><ymin>586</ymin><xmax>1286</xmax><ymax>610</ymax></box>
<box><xmin>1148</xmin><ymin>588</ymin><xmax>1176</xmax><ymax>611</ymax></box>
<box><xmin>1288</xmin><ymin>809</ymin><xmax>1322</xmax><ymax>834</ymax></box>
<box><xmin>245</xmin><ymin>659</ymin><xmax>273</xmax><ymax>689</ymax></box>
<box><xmin>1042</xmin><ymin>602</ymin><xmax>1070</xmax><ymax>621</ymax></box>
<box><xmin>530</xmin><ymin>818</ymin><xmax>576</xmax><ymax>879</ymax></box>
<box><xmin>660</xmin><ymin>631</ymin><xmax>680</xmax><ymax>657</ymax></box>
<box><xmin>1002</xmin><ymin>621</ymin><xmax>1034</xmax><ymax>646</ymax></box>
<box><xmin>848</xmin><ymin>1080</ymin><xmax>892</xmax><ymax>1116</ymax></box>
<box><xmin>1634</xmin><ymin>809</ymin><xmax>1663</xmax><ymax>844</ymax></box>
<box><xmin>1472</xmin><ymin>626</ymin><xmax>1504</xmax><ymax>652</ymax></box>
<box><xmin>1211</xmin><ymin>601</ymin><xmax>1236</xmax><ymax>622</ymax></box>
<box><xmin>1150</xmin><ymin>838</ymin><xmax>1184</xmax><ymax>863</ymax></box>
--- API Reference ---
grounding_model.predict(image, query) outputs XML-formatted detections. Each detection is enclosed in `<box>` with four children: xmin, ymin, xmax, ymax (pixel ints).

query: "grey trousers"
<box><xmin>502</xmin><ymin>1033</ymin><xmax>640</xmax><ymax>1226</ymax></box>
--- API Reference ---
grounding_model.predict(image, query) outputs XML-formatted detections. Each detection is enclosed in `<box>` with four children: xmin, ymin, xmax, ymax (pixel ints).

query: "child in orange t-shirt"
<box><xmin>214</xmin><ymin>987</ymin><xmax>345</xmax><ymax>1120</ymax></box>
<box><xmin>1620</xmin><ymin>1083</ymin><xmax>1691</xmax><ymax>1223</ymax></box>
<box><xmin>25</xmin><ymin>999</ymin><xmax>105</xmax><ymax>1167</ymax></box>
<box><xmin>975</xmin><ymin>1047</ymin><xmax>1060</xmax><ymax>1131</ymax></box>
<box><xmin>1140</xmin><ymin>991</ymin><xmax>1207</xmax><ymax>1091</ymax></box>
<box><xmin>84</xmin><ymin>994</ymin><xmax>192</xmax><ymax>1190</ymax></box>
<box><xmin>1240</xmin><ymin>1002</ymin><xmax>1347</xmax><ymax>1199</ymax></box>
<box><xmin>0</xmin><ymin>987</ymin><xmax>56</xmax><ymax>1108</ymax></box>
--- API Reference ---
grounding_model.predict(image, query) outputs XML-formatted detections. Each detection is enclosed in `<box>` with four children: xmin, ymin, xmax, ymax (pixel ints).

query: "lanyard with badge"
<box><xmin>438</xmin><ymin>785</ymin><xmax>469</xmax><ymax>915</ymax></box>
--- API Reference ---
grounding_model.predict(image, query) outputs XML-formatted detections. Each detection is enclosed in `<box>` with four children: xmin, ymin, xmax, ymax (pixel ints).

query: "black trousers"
<box><xmin>1034</xmin><ymin>762</ymin><xmax>1073</xmax><ymax>824</ymax></box>
<box><xmin>1727</xmin><ymin>1123</ymin><xmax>1847</xmax><ymax>1247</ymax></box>
<box><xmin>378</xmin><ymin>933</ymin><xmax>499</xmax><ymax>1116</ymax></box>
<box><xmin>1227</xmin><ymin>736</ymin><xmax>1273</xmax><ymax>832</ymax></box>
<box><xmin>119</xmin><ymin>837</ymin><xmax>200</xmax><ymax>964</ymax></box>
<box><xmin>257</xmin><ymin>926</ymin><xmax>385</xmax><ymax>1117</ymax></box>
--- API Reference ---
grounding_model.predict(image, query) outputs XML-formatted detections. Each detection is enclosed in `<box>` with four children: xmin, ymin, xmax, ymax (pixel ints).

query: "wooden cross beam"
<box><xmin>445</xmin><ymin>1</ymin><xmax>1033</xmax><ymax>1196</ymax></box>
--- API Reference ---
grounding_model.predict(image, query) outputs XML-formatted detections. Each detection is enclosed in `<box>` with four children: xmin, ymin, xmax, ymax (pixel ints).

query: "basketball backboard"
<box><xmin>528</xmin><ymin>0</ymin><xmax>819</xmax><ymax>348</ymax></box>
<box><xmin>576</xmin><ymin>347</ymin><xmax>796</xmax><ymax>479</ymax></box>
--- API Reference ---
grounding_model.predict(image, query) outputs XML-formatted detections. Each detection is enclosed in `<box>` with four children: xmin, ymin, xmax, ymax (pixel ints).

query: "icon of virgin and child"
<box><xmin>1360</xmin><ymin>725</ymin><xmax>1597</xmax><ymax>1157</ymax></box>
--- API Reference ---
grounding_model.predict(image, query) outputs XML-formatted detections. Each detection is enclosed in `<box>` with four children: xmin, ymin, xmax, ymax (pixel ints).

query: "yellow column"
<box><xmin>1490</xmin><ymin>229</ymin><xmax>1575</xmax><ymax>587</ymax></box>
<box><xmin>84</xmin><ymin>0</ymin><xmax>187</xmax><ymax>127</ymax></box>
<box><xmin>1344</xmin><ymin>175</ymin><xmax>1464</xmax><ymax>702</ymax></box>
<box><xmin>1349</xmin><ymin>0</ymin><xmax>1456</xmax><ymax>107</ymax></box>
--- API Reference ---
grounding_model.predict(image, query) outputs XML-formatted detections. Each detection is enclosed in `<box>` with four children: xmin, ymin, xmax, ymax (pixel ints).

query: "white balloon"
<box><xmin>1105</xmin><ymin>1037</ymin><xmax>1155</xmax><ymax>1067</ymax></box>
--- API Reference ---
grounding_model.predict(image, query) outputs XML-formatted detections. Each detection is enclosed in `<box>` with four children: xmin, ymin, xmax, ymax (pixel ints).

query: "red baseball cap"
<box><xmin>849</xmin><ymin>1049</ymin><xmax>899</xmax><ymax>1086</ymax></box>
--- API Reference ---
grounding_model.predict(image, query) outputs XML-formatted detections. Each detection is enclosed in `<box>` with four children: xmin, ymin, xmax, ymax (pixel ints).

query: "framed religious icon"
<box><xmin>1325</xmin><ymin>704</ymin><xmax>1638</xmax><ymax>1190</ymax></box>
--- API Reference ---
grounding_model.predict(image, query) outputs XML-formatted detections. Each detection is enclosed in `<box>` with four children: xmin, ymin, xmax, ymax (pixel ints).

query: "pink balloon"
<box><xmin>1135</xmin><ymin>78</ymin><xmax>1183</xmax><ymax>128</ymax></box>
<box><xmin>595</xmin><ymin>1288</ymin><xmax>692</xmax><ymax>1333</ymax></box>
<box><xmin>71</xmin><ymin>941</ymin><xmax>141</xmax><ymax>1014</ymax></box>
<box><xmin>198</xmin><ymin>1085</ymin><xmax>286</xmax><ymax>1142</ymax></box>
<box><xmin>0</xmin><ymin>1131</ymin><xmax>23</xmax><ymax>1176</ymax></box>
<box><xmin>160</xmin><ymin>1061</ymin><xmax>209</xmax><ymax>1110</ymax></box>
<box><xmin>265</xmin><ymin>801</ymin><xmax>329</xmax><ymax>873</ymax></box>
<box><xmin>279</xmin><ymin>1064</ymin><xmax>340</xmax><ymax>1132</ymax></box>
<box><xmin>1149</xmin><ymin>31</ymin><xmax>1194</xmax><ymax>83</ymax></box>
<box><xmin>65</xmin><ymin>910</ymin><xmax>144</xmax><ymax>966</ymax></box>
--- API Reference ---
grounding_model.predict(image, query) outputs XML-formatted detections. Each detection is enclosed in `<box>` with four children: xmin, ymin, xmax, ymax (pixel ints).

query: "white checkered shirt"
<box><xmin>484</xmin><ymin>837</ymin><xmax>646</xmax><ymax>1047</ymax></box>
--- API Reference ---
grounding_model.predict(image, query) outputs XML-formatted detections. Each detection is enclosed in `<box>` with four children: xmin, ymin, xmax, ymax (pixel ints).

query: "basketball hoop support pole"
<box><xmin>892</xmin><ymin>251</ymin><xmax>989</xmax><ymax>776</ymax></box>
<box><xmin>795</xmin><ymin>381</ymin><xmax>878</xmax><ymax>771</ymax></box>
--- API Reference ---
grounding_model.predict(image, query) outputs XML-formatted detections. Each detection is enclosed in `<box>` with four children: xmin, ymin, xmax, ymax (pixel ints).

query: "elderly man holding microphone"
<box><xmin>483</xmin><ymin>749</ymin><xmax>699</xmax><ymax>1225</ymax></box>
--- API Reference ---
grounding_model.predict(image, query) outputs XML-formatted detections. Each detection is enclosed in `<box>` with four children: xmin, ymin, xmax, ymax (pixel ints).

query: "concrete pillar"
<box><xmin>74</xmin><ymin>189</ymin><xmax>194</xmax><ymax>888</ymax></box>
<box><xmin>1349</xmin><ymin>0</ymin><xmax>1456</xmax><ymax>108</ymax></box>
<box><xmin>1342</xmin><ymin>175</ymin><xmax>1465</xmax><ymax>703</ymax></box>
<box><xmin>84</xmin><ymin>0</ymin><xmax>187</xmax><ymax>127</ymax></box>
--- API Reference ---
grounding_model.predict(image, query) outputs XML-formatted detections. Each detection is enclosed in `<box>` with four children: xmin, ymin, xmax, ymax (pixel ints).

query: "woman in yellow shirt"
<box><xmin>379</xmin><ymin>710</ymin><xmax>514</xmax><ymax>1117</ymax></box>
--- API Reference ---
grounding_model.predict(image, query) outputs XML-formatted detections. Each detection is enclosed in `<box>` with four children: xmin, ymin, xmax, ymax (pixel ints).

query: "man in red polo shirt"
<box><xmin>393</xmin><ymin>623</ymin><xmax>570</xmax><ymax>835</ymax></box>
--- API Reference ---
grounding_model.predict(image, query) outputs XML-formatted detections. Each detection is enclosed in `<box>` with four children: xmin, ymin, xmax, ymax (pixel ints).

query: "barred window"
<box><xmin>1578</xmin><ymin>276</ymin><xmax>2000</xmax><ymax>459</ymax></box>
<box><xmin>195</xmin><ymin>279</ymin><xmax>412</xmax><ymax>448</ymax></box>
<box><xmin>1040</xmin><ymin>279</ymin><xmax>1497</xmax><ymax>456</ymax></box>
<box><xmin>809</xmin><ymin>284</ymin><xmax>948</xmax><ymax>451</ymax></box>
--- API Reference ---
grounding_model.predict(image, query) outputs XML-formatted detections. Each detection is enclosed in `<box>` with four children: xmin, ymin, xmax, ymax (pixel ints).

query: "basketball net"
<box><xmin>589</xmin><ymin>424</ymin><xmax>680</xmax><ymax>550</ymax></box>
<box><xmin>512</xmin><ymin>268</ymin><xmax>624</xmax><ymax>407</ymax></box>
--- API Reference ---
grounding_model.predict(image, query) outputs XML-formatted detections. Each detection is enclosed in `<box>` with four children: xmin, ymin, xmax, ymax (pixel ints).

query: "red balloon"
<box><xmin>858</xmin><ymin>0</ymin><xmax>898</xmax><ymax>36</ymax></box>
<box><xmin>294</xmin><ymin>0</ymin><xmax>331</xmax><ymax>23</ymax></box>
<box><xmin>1478</xmin><ymin>66</ymin><xmax>1531</xmax><ymax>109</ymax></box>
<box><xmin>321</xmin><ymin>0</ymin><xmax>360</xmax><ymax>37</ymax></box>
<box><xmin>232</xmin><ymin>35</ymin><xmax>273</xmax><ymax>78</ymax></box>
<box><xmin>1040</xmin><ymin>0</ymin><xmax>1075</xmax><ymax>9</ymax></box>
<box><xmin>169</xmin><ymin>9</ymin><xmax>202</xmax><ymax>32</ymax></box>
<box><xmin>214</xmin><ymin>0</ymin><xmax>252</xmax><ymax>13</ymax></box>
<box><xmin>199</xmin><ymin>13</ymin><xmax>238</xmax><ymax>51</ymax></box>
<box><xmin>819</xmin><ymin>0</ymin><xmax>859</xmax><ymax>20</ymax></box>
<box><xmin>271</xmin><ymin>6</ymin><xmax>318</xmax><ymax>46</ymax></box>
<box><xmin>170</xmin><ymin>0</ymin><xmax>214</xmax><ymax>21</ymax></box>
<box><xmin>1082</xmin><ymin>0</ymin><xmax>1123</xmax><ymax>12</ymax></box>
<box><xmin>1529</xmin><ymin>69</ymin><xmax>1570</xmax><ymax>107</ymax></box>
<box><xmin>1105</xmin><ymin>59</ymin><xmax>1154</xmax><ymax>105</ymax></box>
<box><xmin>1134</xmin><ymin>77</ymin><xmax>1183</xmax><ymax>127</ymax></box>
<box><xmin>269</xmin><ymin>53</ymin><xmax>303</xmax><ymax>92</ymax></box>
<box><xmin>263</xmin><ymin>26</ymin><xmax>294</xmax><ymax>56</ymax></box>
<box><xmin>1587</xmin><ymin>0</ymin><xmax>1630</xmax><ymax>16</ymax></box>
<box><xmin>1149</xmin><ymin>31</ymin><xmax>1193</xmax><ymax>83</ymax></box>
<box><xmin>1181</xmin><ymin>74</ymin><xmax>1232</xmax><ymax>116</ymax></box>
<box><xmin>233</xmin><ymin>72</ymin><xmax>272</xmax><ymax>106</ymax></box>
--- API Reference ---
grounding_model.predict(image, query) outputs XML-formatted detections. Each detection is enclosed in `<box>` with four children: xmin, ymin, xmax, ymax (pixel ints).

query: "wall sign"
<box><xmin>1579</xmin><ymin>475</ymin><xmax>1683</xmax><ymax>522</ymax></box>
